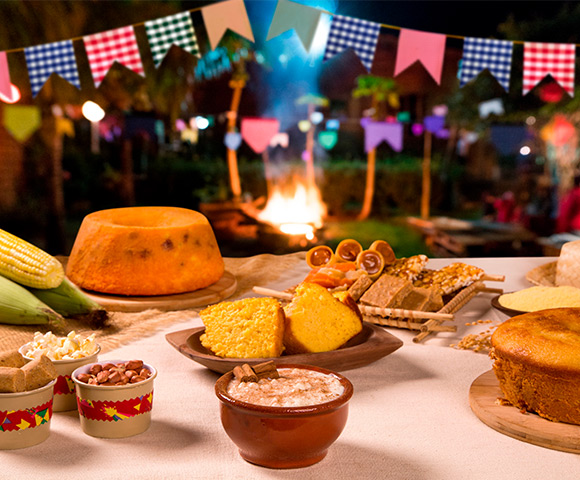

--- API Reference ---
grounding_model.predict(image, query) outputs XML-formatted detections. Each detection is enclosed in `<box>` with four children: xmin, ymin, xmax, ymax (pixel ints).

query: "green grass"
<box><xmin>322</xmin><ymin>217</ymin><xmax>430</xmax><ymax>258</ymax></box>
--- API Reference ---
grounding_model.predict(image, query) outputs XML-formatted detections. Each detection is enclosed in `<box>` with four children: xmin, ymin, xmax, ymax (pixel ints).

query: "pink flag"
<box><xmin>394</xmin><ymin>28</ymin><xmax>446</xmax><ymax>84</ymax></box>
<box><xmin>241</xmin><ymin>118</ymin><xmax>279</xmax><ymax>153</ymax></box>
<box><xmin>201</xmin><ymin>0</ymin><xmax>255</xmax><ymax>51</ymax></box>
<box><xmin>0</xmin><ymin>52</ymin><xmax>11</xmax><ymax>99</ymax></box>
<box><xmin>84</xmin><ymin>26</ymin><xmax>144</xmax><ymax>87</ymax></box>
<box><xmin>523</xmin><ymin>42</ymin><xmax>575</xmax><ymax>97</ymax></box>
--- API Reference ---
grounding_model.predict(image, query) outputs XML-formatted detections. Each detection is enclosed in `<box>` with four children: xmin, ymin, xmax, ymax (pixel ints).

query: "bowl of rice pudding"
<box><xmin>215</xmin><ymin>363</ymin><xmax>353</xmax><ymax>469</ymax></box>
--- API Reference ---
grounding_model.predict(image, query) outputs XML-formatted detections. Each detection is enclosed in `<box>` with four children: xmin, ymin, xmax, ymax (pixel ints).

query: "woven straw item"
<box><xmin>525</xmin><ymin>262</ymin><xmax>556</xmax><ymax>287</ymax></box>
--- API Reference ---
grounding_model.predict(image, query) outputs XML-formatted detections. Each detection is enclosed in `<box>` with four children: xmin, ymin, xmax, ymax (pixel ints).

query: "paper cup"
<box><xmin>72</xmin><ymin>360</ymin><xmax>156</xmax><ymax>439</ymax></box>
<box><xmin>19</xmin><ymin>345</ymin><xmax>100</xmax><ymax>412</ymax></box>
<box><xmin>0</xmin><ymin>379</ymin><xmax>56</xmax><ymax>450</ymax></box>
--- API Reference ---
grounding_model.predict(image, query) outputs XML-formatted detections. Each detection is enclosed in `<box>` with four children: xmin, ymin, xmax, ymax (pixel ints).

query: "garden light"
<box><xmin>82</xmin><ymin>101</ymin><xmax>105</xmax><ymax>122</ymax></box>
<box><xmin>194</xmin><ymin>116</ymin><xmax>210</xmax><ymax>130</ymax></box>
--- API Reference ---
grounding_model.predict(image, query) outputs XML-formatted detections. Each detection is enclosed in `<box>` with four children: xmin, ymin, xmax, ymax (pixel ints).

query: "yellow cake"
<box><xmin>199</xmin><ymin>297</ymin><xmax>285</xmax><ymax>358</ymax></box>
<box><xmin>283</xmin><ymin>282</ymin><xmax>363</xmax><ymax>355</ymax></box>
<box><xmin>66</xmin><ymin>206</ymin><xmax>224</xmax><ymax>296</ymax></box>
<box><xmin>490</xmin><ymin>307</ymin><xmax>580</xmax><ymax>425</ymax></box>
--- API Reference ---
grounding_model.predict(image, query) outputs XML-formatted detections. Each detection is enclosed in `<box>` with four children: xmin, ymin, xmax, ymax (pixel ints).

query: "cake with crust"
<box><xmin>66</xmin><ymin>206</ymin><xmax>224</xmax><ymax>296</ymax></box>
<box><xmin>490</xmin><ymin>307</ymin><xmax>580</xmax><ymax>425</ymax></box>
<box><xmin>283</xmin><ymin>282</ymin><xmax>363</xmax><ymax>355</ymax></box>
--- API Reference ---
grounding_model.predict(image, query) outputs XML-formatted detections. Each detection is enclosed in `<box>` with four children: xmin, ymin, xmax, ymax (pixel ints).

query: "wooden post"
<box><xmin>358</xmin><ymin>147</ymin><xmax>376</xmax><ymax>220</ymax></box>
<box><xmin>227</xmin><ymin>79</ymin><xmax>245</xmax><ymax>201</ymax></box>
<box><xmin>421</xmin><ymin>130</ymin><xmax>432</xmax><ymax>220</ymax></box>
<box><xmin>305</xmin><ymin>103</ymin><xmax>316</xmax><ymax>189</ymax></box>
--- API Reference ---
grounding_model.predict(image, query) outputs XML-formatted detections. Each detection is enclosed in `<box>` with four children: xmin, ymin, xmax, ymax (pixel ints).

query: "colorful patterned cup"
<box><xmin>72</xmin><ymin>360</ymin><xmax>156</xmax><ymax>438</ymax></box>
<box><xmin>0</xmin><ymin>379</ymin><xmax>56</xmax><ymax>450</ymax></box>
<box><xmin>19</xmin><ymin>345</ymin><xmax>100</xmax><ymax>412</ymax></box>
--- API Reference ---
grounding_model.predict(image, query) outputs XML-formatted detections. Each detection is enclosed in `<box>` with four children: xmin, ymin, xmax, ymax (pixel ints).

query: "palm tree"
<box><xmin>352</xmin><ymin>75</ymin><xmax>399</xmax><ymax>220</ymax></box>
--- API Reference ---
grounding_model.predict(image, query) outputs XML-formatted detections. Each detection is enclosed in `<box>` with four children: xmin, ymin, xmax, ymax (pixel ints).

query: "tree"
<box><xmin>352</xmin><ymin>75</ymin><xmax>399</xmax><ymax>220</ymax></box>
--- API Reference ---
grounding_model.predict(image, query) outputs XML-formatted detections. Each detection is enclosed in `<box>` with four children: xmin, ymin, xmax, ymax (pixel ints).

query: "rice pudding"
<box><xmin>226</xmin><ymin>367</ymin><xmax>344</xmax><ymax>407</ymax></box>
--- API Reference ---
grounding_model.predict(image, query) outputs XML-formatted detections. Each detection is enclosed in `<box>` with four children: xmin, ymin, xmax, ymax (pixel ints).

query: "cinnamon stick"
<box><xmin>233</xmin><ymin>362</ymin><xmax>279</xmax><ymax>383</ymax></box>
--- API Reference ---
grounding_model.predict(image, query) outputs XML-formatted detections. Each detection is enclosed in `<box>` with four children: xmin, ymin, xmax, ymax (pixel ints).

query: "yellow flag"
<box><xmin>3</xmin><ymin>105</ymin><xmax>41</xmax><ymax>142</ymax></box>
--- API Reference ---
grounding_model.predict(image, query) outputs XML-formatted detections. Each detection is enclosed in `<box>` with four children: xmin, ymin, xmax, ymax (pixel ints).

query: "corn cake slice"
<box><xmin>283</xmin><ymin>282</ymin><xmax>363</xmax><ymax>355</ymax></box>
<box><xmin>200</xmin><ymin>297</ymin><xmax>285</xmax><ymax>358</ymax></box>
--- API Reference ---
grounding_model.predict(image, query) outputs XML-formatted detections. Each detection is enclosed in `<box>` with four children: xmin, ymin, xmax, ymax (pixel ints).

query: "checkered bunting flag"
<box><xmin>24</xmin><ymin>40</ymin><xmax>80</xmax><ymax>97</ymax></box>
<box><xmin>460</xmin><ymin>37</ymin><xmax>513</xmax><ymax>92</ymax></box>
<box><xmin>84</xmin><ymin>26</ymin><xmax>144</xmax><ymax>88</ymax></box>
<box><xmin>323</xmin><ymin>14</ymin><xmax>381</xmax><ymax>72</ymax></box>
<box><xmin>523</xmin><ymin>42</ymin><xmax>576</xmax><ymax>97</ymax></box>
<box><xmin>145</xmin><ymin>11</ymin><xmax>200</xmax><ymax>67</ymax></box>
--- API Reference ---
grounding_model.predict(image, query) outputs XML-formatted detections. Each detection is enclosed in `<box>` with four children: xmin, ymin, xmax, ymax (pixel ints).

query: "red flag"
<box><xmin>523</xmin><ymin>42</ymin><xmax>575</xmax><ymax>97</ymax></box>
<box><xmin>394</xmin><ymin>29</ymin><xmax>446</xmax><ymax>84</ymax></box>
<box><xmin>84</xmin><ymin>26</ymin><xmax>144</xmax><ymax>87</ymax></box>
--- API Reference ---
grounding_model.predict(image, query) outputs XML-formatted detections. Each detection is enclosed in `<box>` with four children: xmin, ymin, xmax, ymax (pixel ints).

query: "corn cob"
<box><xmin>0</xmin><ymin>274</ymin><xmax>63</xmax><ymax>325</ymax></box>
<box><xmin>0</xmin><ymin>229</ymin><xmax>64</xmax><ymax>289</ymax></box>
<box><xmin>28</xmin><ymin>277</ymin><xmax>109</xmax><ymax>329</ymax></box>
<box><xmin>414</xmin><ymin>263</ymin><xmax>484</xmax><ymax>295</ymax></box>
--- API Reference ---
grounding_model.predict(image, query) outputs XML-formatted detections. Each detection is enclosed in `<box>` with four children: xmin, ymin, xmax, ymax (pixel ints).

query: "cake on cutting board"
<box><xmin>66</xmin><ymin>206</ymin><xmax>224</xmax><ymax>296</ymax></box>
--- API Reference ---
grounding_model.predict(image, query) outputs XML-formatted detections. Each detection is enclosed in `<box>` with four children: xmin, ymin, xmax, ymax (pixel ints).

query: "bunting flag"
<box><xmin>363</xmin><ymin>121</ymin><xmax>403</xmax><ymax>152</ymax></box>
<box><xmin>145</xmin><ymin>11</ymin><xmax>200</xmax><ymax>67</ymax></box>
<box><xmin>0</xmin><ymin>52</ymin><xmax>12</xmax><ymax>99</ymax></box>
<box><xmin>241</xmin><ymin>117</ymin><xmax>279</xmax><ymax>153</ymax></box>
<box><xmin>84</xmin><ymin>26</ymin><xmax>144</xmax><ymax>87</ymax></box>
<box><xmin>266</xmin><ymin>0</ymin><xmax>323</xmax><ymax>53</ymax></box>
<box><xmin>394</xmin><ymin>28</ymin><xmax>446</xmax><ymax>84</ymax></box>
<box><xmin>323</xmin><ymin>14</ymin><xmax>381</xmax><ymax>72</ymax></box>
<box><xmin>201</xmin><ymin>0</ymin><xmax>255</xmax><ymax>51</ymax></box>
<box><xmin>3</xmin><ymin>105</ymin><xmax>41</xmax><ymax>142</ymax></box>
<box><xmin>459</xmin><ymin>37</ymin><xmax>513</xmax><ymax>91</ymax></box>
<box><xmin>523</xmin><ymin>42</ymin><xmax>576</xmax><ymax>97</ymax></box>
<box><xmin>24</xmin><ymin>40</ymin><xmax>81</xmax><ymax>97</ymax></box>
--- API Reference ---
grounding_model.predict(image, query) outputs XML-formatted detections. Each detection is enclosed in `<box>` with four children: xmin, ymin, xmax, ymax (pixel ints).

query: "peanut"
<box><xmin>76</xmin><ymin>360</ymin><xmax>151</xmax><ymax>387</ymax></box>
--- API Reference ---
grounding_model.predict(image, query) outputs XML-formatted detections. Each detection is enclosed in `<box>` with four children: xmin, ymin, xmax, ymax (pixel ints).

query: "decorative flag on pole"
<box><xmin>3</xmin><ymin>105</ymin><xmax>41</xmax><ymax>142</ymax></box>
<box><xmin>523</xmin><ymin>42</ymin><xmax>575</xmax><ymax>97</ymax></box>
<box><xmin>24</xmin><ymin>40</ymin><xmax>80</xmax><ymax>97</ymax></box>
<box><xmin>201</xmin><ymin>0</ymin><xmax>255</xmax><ymax>51</ymax></box>
<box><xmin>241</xmin><ymin>117</ymin><xmax>279</xmax><ymax>153</ymax></box>
<box><xmin>0</xmin><ymin>52</ymin><xmax>12</xmax><ymax>99</ymax></box>
<box><xmin>145</xmin><ymin>11</ymin><xmax>200</xmax><ymax>67</ymax></box>
<box><xmin>459</xmin><ymin>37</ymin><xmax>513</xmax><ymax>91</ymax></box>
<box><xmin>323</xmin><ymin>14</ymin><xmax>381</xmax><ymax>72</ymax></box>
<box><xmin>266</xmin><ymin>0</ymin><xmax>323</xmax><ymax>53</ymax></box>
<box><xmin>84</xmin><ymin>26</ymin><xmax>144</xmax><ymax>87</ymax></box>
<box><xmin>394</xmin><ymin>28</ymin><xmax>446</xmax><ymax>84</ymax></box>
<box><xmin>362</xmin><ymin>121</ymin><xmax>403</xmax><ymax>152</ymax></box>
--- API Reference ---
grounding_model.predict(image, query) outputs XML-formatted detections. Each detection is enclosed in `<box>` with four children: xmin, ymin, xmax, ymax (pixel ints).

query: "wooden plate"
<box><xmin>81</xmin><ymin>271</ymin><xmax>237</xmax><ymax>312</ymax></box>
<box><xmin>469</xmin><ymin>370</ymin><xmax>580</xmax><ymax>454</ymax></box>
<box><xmin>490</xmin><ymin>294</ymin><xmax>527</xmax><ymax>317</ymax></box>
<box><xmin>165</xmin><ymin>322</ymin><xmax>403</xmax><ymax>374</ymax></box>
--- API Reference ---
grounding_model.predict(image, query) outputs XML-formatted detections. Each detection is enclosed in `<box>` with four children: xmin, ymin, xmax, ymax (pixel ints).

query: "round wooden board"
<box><xmin>81</xmin><ymin>270</ymin><xmax>237</xmax><ymax>312</ymax></box>
<box><xmin>469</xmin><ymin>370</ymin><xmax>580</xmax><ymax>454</ymax></box>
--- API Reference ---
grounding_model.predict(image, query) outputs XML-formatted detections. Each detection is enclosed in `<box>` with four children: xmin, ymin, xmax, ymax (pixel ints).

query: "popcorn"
<box><xmin>22</xmin><ymin>331</ymin><xmax>98</xmax><ymax>361</ymax></box>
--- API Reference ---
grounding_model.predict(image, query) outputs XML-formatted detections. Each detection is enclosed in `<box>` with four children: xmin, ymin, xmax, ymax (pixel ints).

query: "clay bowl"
<box><xmin>215</xmin><ymin>363</ymin><xmax>353</xmax><ymax>469</ymax></box>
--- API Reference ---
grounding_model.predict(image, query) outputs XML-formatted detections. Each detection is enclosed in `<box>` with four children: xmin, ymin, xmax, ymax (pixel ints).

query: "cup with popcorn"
<box><xmin>19</xmin><ymin>331</ymin><xmax>100</xmax><ymax>412</ymax></box>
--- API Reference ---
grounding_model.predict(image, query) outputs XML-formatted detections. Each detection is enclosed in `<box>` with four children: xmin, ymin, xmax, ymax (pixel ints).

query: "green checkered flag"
<box><xmin>145</xmin><ymin>11</ymin><xmax>200</xmax><ymax>67</ymax></box>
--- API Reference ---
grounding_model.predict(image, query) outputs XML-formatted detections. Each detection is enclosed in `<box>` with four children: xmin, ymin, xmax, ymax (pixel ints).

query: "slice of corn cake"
<box><xmin>200</xmin><ymin>297</ymin><xmax>285</xmax><ymax>358</ymax></box>
<box><xmin>283</xmin><ymin>282</ymin><xmax>363</xmax><ymax>355</ymax></box>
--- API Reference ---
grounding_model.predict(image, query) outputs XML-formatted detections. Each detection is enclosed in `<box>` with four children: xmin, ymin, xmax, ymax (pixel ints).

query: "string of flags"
<box><xmin>1</xmin><ymin>0</ymin><xmax>577</xmax><ymax>154</ymax></box>
<box><xmin>1</xmin><ymin>0</ymin><xmax>579</xmax><ymax>102</ymax></box>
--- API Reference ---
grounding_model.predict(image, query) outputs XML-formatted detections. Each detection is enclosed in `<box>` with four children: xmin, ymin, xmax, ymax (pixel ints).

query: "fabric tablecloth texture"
<box><xmin>2</xmin><ymin>254</ymin><xmax>578</xmax><ymax>480</ymax></box>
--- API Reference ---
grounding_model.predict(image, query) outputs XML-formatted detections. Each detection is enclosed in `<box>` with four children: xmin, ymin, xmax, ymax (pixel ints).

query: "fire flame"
<box><xmin>258</xmin><ymin>180</ymin><xmax>327</xmax><ymax>239</ymax></box>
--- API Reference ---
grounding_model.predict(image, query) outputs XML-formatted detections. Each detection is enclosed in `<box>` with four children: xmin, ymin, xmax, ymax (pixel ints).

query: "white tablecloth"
<box><xmin>3</xmin><ymin>256</ymin><xmax>579</xmax><ymax>480</ymax></box>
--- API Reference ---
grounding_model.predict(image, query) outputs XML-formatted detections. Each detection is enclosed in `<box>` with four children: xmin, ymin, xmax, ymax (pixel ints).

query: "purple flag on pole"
<box><xmin>364</xmin><ymin>121</ymin><xmax>403</xmax><ymax>152</ymax></box>
<box><xmin>423</xmin><ymin>115</ymin><xmax>445</xmax><ymax>134</ymax></box>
